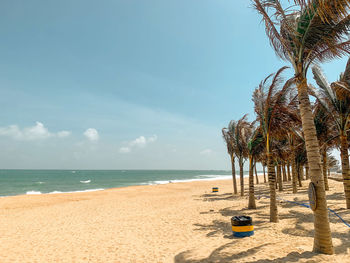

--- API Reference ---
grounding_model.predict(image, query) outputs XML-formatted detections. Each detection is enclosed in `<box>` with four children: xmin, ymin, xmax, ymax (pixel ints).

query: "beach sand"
<box><xmin>0</xmin><ymin>176</ymin><xmax>349</xmax><ymax>263</ymax></box>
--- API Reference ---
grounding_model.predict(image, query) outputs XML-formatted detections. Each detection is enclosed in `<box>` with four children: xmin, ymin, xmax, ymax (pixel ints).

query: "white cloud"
<box><xmin>129</xmin><ymin>136</ymin><xmax>147</xmax><ymax>147</ymax></box>
<box><xmin>84</xmin><ymin>128</ymin><xmax>99</xmax><ymax>142</ymax></box>
<box><xmin>200</xmin><ymin>149</ymin><xmax>213</xmax><ymax>156</ymax></box>
<box><xmin>119</xmin><ymin>135</ymin><xmax>157</xmax><ymax>153</ymax></box>
<box><xmin>0</xmin><ymin>125</ymin><xmax>22</xmax><ymax>139</ymax></box>
<box><xmin>0</xmin><ymin>122</ymin><xmax>71</xmax><ymax>141</ymax></box>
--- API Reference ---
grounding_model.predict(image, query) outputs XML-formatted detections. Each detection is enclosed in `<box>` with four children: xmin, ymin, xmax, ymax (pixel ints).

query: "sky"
<box><xmin>0</xmin><ymin>0</ymin><xmax>346</xmax><ymax>169</ymax></box>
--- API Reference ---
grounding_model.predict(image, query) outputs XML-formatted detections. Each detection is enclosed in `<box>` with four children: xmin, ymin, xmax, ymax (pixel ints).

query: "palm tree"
<box><xmin>287</xmin><ymin>131</ymin><xmax>299</xmax><ymax>193</ymax></box>
<box><xmin>312</xmin><ymin>62</ymin><xmax>350</xmax><ymax>207</ymax></box>
<box><xmin>252</xmin><ymin>66</ymin><xmax>295</xmax><ymax>222</ymax></box>
<box><xmin>312</xmin><ymin>102</ymin><xmax>338</xmax><ymax>191</ymax></box>
<box><xmin>322</xmin><ymin>150</ymin><xmax>330</xmax><ymax>191</ymax></box>
<box><xmin>282</xmin><ymin>160</ymin><xmax>288</xmax><ymax>182</ymax></box>
<box><xmin>252</xmin><ymin>0</ymin><xmax>350</xmax><ymax>254</ymax></box>
<box><xmin>247</xmin><ymin>126</ymin><xmax>265</xmax><ymax>209</ymax></box>
<box><xmin>287</xmin><ymin>160</ymin><xmax>291</xmax><ymax>181</ymax></box>
<box><xmin>295</xmin><ymin>144</ymin><xmax>307</xmax><ymax>186</ymax></box>
<box><xmin>328</xmin><ymin>154</ymin><xmax>339</xmax><ymax>177</ymax></box>
<box><xmin>233</xmin><ymin>115</ymin><xmax>251</xmax><ymax>196</ymax></box>
<box><xmin>255</xmin><ymin>151</ymin><xmax>267</xmax><ymax>184</ymax></box>
<box><xmin>273</xmin><ymin>138</ymin><xmax>289</xmax><ymax>191</ymax></box>
<box><xmin>255</xmin><ymin>162</ymin><xmax>259</xmax><ymax>185</ymax></box>
<box><xmin>305</xmin><ymin>162</ymin><xmax>310</xmax><ymax>180</ymax></box>
<box><xmin>222</xmin><ymin>124</ymin><xmax>238</xmax><ymax>195</ymax></box>
<box><xmin>262</xmin><ymin>158</ymin><xmax>267</xmax><ymax>183</ymax></box>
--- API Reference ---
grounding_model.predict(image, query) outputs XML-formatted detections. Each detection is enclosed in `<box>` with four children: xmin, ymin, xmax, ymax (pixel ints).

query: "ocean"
<box><xmin>0</xmin><ymin>169</ymin><xmax>246</xmax><ymax>197</ymax></box>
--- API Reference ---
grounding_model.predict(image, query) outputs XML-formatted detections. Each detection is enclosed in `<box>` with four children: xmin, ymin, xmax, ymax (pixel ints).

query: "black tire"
<box><xmin>231</xmin><ymin>216</ymin><xmax>253</xmax><ymax>226</ymax></box>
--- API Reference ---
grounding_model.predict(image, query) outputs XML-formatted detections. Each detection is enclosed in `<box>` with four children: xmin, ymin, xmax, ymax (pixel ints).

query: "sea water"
<box><xmin>0</xmin><ymin>170</ymin><xmax>250</xmax><ymax>197</ymax></box>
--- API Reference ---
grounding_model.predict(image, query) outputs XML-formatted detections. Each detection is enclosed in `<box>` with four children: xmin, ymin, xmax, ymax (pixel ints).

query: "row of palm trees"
<box><xmin>222</xmin><ymin>0</ymin><xmax>350</xmax><ymax>255</ymax></box>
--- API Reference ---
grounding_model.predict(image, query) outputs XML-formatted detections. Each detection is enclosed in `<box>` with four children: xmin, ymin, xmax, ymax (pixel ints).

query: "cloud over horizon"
<box><xmin>0</xmin><ymin>122</ymin><xmax>71</xmax><ymax>141</ymax></box>
<box><xmin>84</xmin><ymin>128</ymin><xmax>99</xmax><ymax>142</ymax></box>
<box><xmin>119</xmin><ymin>135</ymin><xmax>157</xmax><ymax>153</ymax></box>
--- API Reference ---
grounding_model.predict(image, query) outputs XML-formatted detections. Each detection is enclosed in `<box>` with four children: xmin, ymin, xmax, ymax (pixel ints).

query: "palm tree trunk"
<box><xmin>282</xmin><ymin>162</ymin><xmax>287</xmax><ymax>182</ymax></box>
<box><xmin>277</xmin><ymin>162</ymin><xmax>283</xmax><ymax>191</ymax></box>
<box><xmin>255</xmin><ymin>161</ymin><xmax>259</xmax><ymax>185</ymax></box>
<box><xmin>248</xmin><ymin>156</ymin><xmax>256</xmax><ymax>209</ymax></box>
<box><xmin>297</xmin><ymin>77</ymin><xmax>333</xmax><ymax>254</ymax></box>
<box><xmin>297</xmin><ymin>165</ymin><xmax>302</xmax><ymax>187</ymax></box>
<box><xmin>275</xmin><ymin>165</ymin><xmax>278</xmax><ymax>189</ymax></box>
<box><xmin>263</xmin><ymin>165</ymin><xmax>267</xmax><ymax>183</ymax></box>
<box><xmin>287</xmin><ymin>161</ymin><xmax>291</xmax><ymax>181</ymax></box>
<box><xmin>328</xmin><ymin>168</ymin><xmax>330</xmax><ymax>178</ymax></box>
<box><xmin>267</xmin><ymin>152</ymin><xmax>278</xmax><ymax>222</ymax></box>
<box><xmin>239</xmin><ymin>158</ymin><xmax>244</xmax><ymax>196</ymax></box>
<box><xmin>231</xmin><ymin>155</ymin><xmax>238</xmax><ymax>195</ymax></box>
<box><xmin>291</xmin><ymin>148</ymin><xmax>298</xmax><ymax>193</ymax></box>
<box><xmin>301</xmin><ymin>166</ymin><xmax>305</xmax><ymax>181</ymax></box>
<box><xmin>340</xmin><ymin>134</ymin><xmax>350</xmax><ymax>208</ymax></box>
<box><xmin>305</xmin><ymin>162</ymin><xmax>310</xmax><ymax>180</ymax></box>
<box><xmin>322</xmin><ymin>151</ymin><xmax>329</xmax><ymax>191</ymax></box>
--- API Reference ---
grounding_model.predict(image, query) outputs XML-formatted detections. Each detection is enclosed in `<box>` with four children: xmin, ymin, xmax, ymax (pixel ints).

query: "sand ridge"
<box><xmin>0</xmin><ymin>176</ymin><xmax>349</xmax><ymax>262</ymax></box>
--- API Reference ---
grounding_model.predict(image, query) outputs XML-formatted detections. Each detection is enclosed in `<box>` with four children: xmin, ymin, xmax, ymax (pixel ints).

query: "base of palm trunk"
<box><xmin>297</xmin><ymin>78</ymin><xmax>334</xmax><ymax>254</ymax></box>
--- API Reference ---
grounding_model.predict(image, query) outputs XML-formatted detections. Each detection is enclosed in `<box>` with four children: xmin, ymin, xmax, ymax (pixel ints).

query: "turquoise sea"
<box><xmin>0</xmin><ymin>170</ymin><xmax>245</xmax><ymax>197</ymax></box>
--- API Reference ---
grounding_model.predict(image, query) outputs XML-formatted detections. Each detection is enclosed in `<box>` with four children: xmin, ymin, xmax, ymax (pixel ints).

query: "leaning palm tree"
<box><xmin>273</xmin><ymin>138</ymin><xmax>290</xmax><ymax>191</ymax></box>
<box><xmin>312</xmin><ymin>62</ymin><xmax>350</xmax><ymax>208</ymax></box>
<box><xmin>233</xmin><ymin>115</ymin><xmax>251</xmax><ymax>196</ymax></box>
<box><xmin>252</xmin><ymin>0</ymin><xmax>350</xmax><ymax>254</ymax></box>
<box><xmin>247</xmin><ymin>125</ymin><xmax>265</xmax><ymax>209</ymax></box>
<box><xmin>285</xmin><ymin>96</ymin><xmax>302</xmax><ymax>193</ymax></box>
<box><xmin>252</xmin><ymin>66</ymin><xmax>296</xmax><ymax>222</ymax></box>
<box><xmin>222</xmin><ymin>124</ymin><xmax>238</xmax><ymax>195</ymax></box>
<box><xmin>312</xmin><ymin>102</ymin><xmax>338</xmax><ymax>191</ymax></box>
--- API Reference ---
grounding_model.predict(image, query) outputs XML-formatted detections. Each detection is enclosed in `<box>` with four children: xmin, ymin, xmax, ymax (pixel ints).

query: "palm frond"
<box><xmin>253</xmin><ymin>0</ymin><xmax>350</xmax><ymax>75</ymax></box>
<box><xmin>252</xmin><ymin>0</ymin><xmax>290</xmax><ymax>60</ymax></box>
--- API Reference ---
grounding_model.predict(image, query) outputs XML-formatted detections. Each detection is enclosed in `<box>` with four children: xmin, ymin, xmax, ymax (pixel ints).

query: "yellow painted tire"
<box><xmin>232</xmin><ymin>225</ymin><xmax>254</xmax><ymax>232</ymax></box>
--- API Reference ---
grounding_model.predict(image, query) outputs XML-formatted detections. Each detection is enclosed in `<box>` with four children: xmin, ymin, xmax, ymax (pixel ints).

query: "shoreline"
<box><xmin>1</xmin><ymin>176</ymin><xmax>348</xmax><ymax>262</ymax></box>
<box><xmin>0</xmin><ymin>177</ymin><xmax>237</xmax><ymax>199</ymax></box>
<box><xmin>1</xmin><ymin>173</ymin><xmax>261</xmax><ymax>199</ymax></box>
<box><xmin>0</xmin><ymin>169</ymin><xmax>241</xmax><ymax>198</ymax></box>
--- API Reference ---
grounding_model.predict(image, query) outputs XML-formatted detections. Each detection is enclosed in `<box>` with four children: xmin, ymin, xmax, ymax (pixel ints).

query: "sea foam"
<box><xmin>80</xmin><ymin>180</ymin><xmax>91</xmax><ymax>184</ymax></box>
<box><xmin>49</xmin><ymin>188</ymin><xmax>104</xmax><ymax>194</ymax></box>
<box><xmin>149</xmin><ymin>174</ymin><xmax>233</xmax><ymax>185</ymax></box>
<box><xmin>26</xmin><ymin>191</ymin><xmax>42</xmax><ymax>195</ymax></box>
<box><xmin>25</xmin><ymin>189</ymin><xmax>104</xmax><ymax>195</ymax></box>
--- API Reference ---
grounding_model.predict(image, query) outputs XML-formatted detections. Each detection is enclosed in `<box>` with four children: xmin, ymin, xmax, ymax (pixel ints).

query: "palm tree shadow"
<box><xmin>280</xmin><ymin>209</ymin><xmax>350</xmax><ymax>254</ymax></box>
<box><xmin>185</xmin><ymin>182</ymin><xmax>349</xmax><ymax>263</ymax></box>
<box><xmin>195</xmin><ymin>192</ymin><xmax>236</xmax><ymax>202</ymax></box>
<box><xmin>193</xmin><ymin>220</ymin><xmax>232</xmax><ymax>238</ymax></box>
<box><xmin>325</xmin><ymin>191</ymin><xmax>345</xmax><ymax>201</ymax></box>
<box><xmin>174</xmin><ymin>243</ymin><xmax>271</xmax><ymax>263</ymax></box>
<box><xmin>246</xmin><ymin>251</ymin><xmax>315</xmax><ymax>263</ymax></box>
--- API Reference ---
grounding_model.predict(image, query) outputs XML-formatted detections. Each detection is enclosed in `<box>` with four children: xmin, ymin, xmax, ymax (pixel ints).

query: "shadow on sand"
<box><xmin>174</xmin><ymin>243</ymin><xmax>272</xmax><ymax>263</ymax></box>
<box><xmin>174</xmin><ymin>181</ymin><xmax>350</xmax><ymax>263</ymax></box>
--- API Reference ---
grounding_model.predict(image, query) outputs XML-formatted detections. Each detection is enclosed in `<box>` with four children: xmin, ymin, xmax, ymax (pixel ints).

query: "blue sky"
<box><xmin>0</xmin><ymin>0</ymin><xmax>346</xmax><ymax>169</ymax></box>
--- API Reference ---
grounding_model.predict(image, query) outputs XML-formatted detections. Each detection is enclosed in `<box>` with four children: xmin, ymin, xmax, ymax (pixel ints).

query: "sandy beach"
<box><xmin>0</xmin><ymin>176</ymin><xmax>349</xmax><ymax>263</ymax></box>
